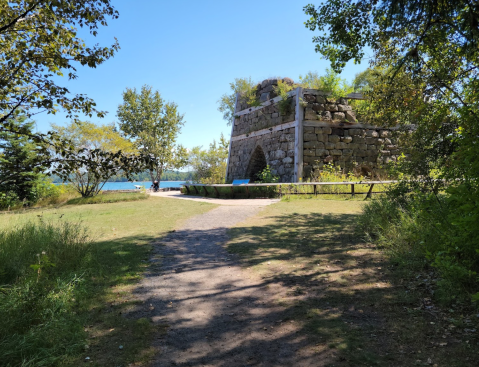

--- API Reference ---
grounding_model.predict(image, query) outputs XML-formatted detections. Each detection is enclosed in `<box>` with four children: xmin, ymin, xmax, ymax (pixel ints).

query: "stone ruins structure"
<box><xmin>226</xmin><ymin>78</ymin><xmax>400</xmax><ymax>183</ymax></box>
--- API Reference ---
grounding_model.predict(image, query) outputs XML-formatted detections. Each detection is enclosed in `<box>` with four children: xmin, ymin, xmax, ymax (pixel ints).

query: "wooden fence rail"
<box><xmin>182</xmin><ymin>181</ymin><xmax>399</xmax><ymax>199</ymax></box>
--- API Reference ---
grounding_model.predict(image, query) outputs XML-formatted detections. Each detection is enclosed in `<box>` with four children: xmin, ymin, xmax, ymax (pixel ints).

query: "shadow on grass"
<box><xmin>113</xmin><ymin>211</ymin><xmax>393</xmax><ymax>367</ymax></box>
<box><xmin>69</xmin><ymin>233</ymin><xmax>163</xmax><ymax>366</ymax></box>
<box><xmin>119</xmin><ymin>209</ymin><xmax>478</xmax><ymax>367</ymax></box>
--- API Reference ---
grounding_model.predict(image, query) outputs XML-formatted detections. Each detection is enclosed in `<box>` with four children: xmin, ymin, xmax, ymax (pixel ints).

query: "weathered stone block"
<box><xmin>317</xmin><ymin>134</ymin><xmax>327</xmax><ymax>142</ymax></box>
<box><xmin>326</xmin><ymin>104</ymin><xmax>338</xmax><ymax>112</ymax></box>
<box><xmin>366</xmin><ymin>130</ymin><xmax>379</xmax><ymax>138</ymax></box>
<box><xmin>338</xmin><ymin>104</ymin><xmax>352</xmax><ymax>112</ymax></box>
<box><xmin>320</xmin><ymin>111</ymin><xmax>332</xmax><ymax>122</ymax></box>
<box><xmin>368</xmin><ymin>144</ymin><xmax>378</xmax><ymax>150</ymax></box>
<box><xmin>343</xmin><ymin>149</ymin><xmax>353</xmax><ymax>156</ymax></box>
<box><xmin>304</xmin><ymin>141</ymin><xmax>325</xmax><ymax>149</ymax></box>
<box><xmin>331</xmin><ymin>149</ymin><xmax>342</xmax><ymax>156</ymax></box>
<box><xmin>329</xmin><ymin>135</ymin><xmax>340</xmax><ymax>143</ymax></box>
<box><xmin>345</xmin><ymin>111</ymin><xmax>357</xmax><ymax>123</ymax></box>
<box><xmin>322</xmin><ymin>127</ymin><xmax>332</xmax><ymax>135</ymax></box>
<box><xmin>304</xmin><ymin>133</ymin><xmax>318</xmax><ymax>141</ymax></box>
<box><xmin>342</xmin><ymin>136</ymin><xmax>353</xmax><ymax>143</ymax></box>
<box><xmin>303</xmin><ymin>94</ymin><xmax>316</xmax><ymax>103</ymax></box>
<box><xmin>287</xmin><ymin>150</ymin><xmax>295</xmax><ymax>157</ymax></box>
<box><xmin>276</xmin><ymin>150</ymin><xmax>286</xmax><ymax>159</ymax></box>
<box><xmin>304</xmin><ymin>149</ymin><xmax>315</xmax><ymax>156</ymax></box>
<box><xmin>324</xmin><ymin>155</ymin><xmax>334</xmax><ymax>163</ymax></box>
<box><xmin>280</xmin><ymin>134</ymin><xmax>294</xmax><ymax>142</ymax></box>
<box><xmin>312</xmin><ymin>103</ymin><xmax>325</xmax><ymax>112</ymax></box>
<box><xmin>366</xmin><ymin>137</ymin><xmax>377</xmax><ymax>145</ymax></box>
<box><xmin>379</xmin><ymin>130</ymin><xmax>389</xmax><ymax>138</ymax></box>
<box><xmin>260</xmin><ymin>92</ymin><xmax>270</xmax><ymax>102</ymax></box>
<box><xmin>353</xmin><ymin>136</ymin><xmax>366</xmax><ymax>144</ymax></box>
<box><xmin>316</xmin><ymin>149</ymin><xmax>329</xmax><ymax>156</ymax></box>
<box><xmin>283</xmin><ymin>157</ymin><xmax>293</xmax><ymax>164</ymax></box>
<box><xmin>380</xmin><ymin>150</ymin><xmax>391</xmax><ymax>156</ymax></box>
<box><xmin>304</xmin><ymin>108</ymin><xmax>318</xmax><ymax>120</ymax></box>
<box><xmin>287</xmin><ymin>142</ymin><xmax>294</xmax><ymax>150</ymax></box>
<box><xmin>304</xmin><ymin>126</ymin><xmax>314</xmax><ymax>133</ymax></box>
<box><xmin>303</xmin><ymin>156</ymin><xmax>318</xmax><ymax>164</ymax></box>
<box><xmin>325</xmin><ymin>142</ymin><xmax>335</xmax><ymax>150</ymax></box>
<box><xmin>316</xmin><ymin>95</ymin><xmax>327</xmax><ymax>104</ymax></box>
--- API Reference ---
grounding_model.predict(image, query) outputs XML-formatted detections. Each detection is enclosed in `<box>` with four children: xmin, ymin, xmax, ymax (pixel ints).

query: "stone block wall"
<box><xmin>232</xmin><ymin>100</ymin><xmax>296</xmax><ymax>137</ymax></box>
<box><xmin>302</xmin><ymin>126</ymin><xmax>399</xmax><ymax>179</ymax></box>
<box><xmin>226</xmin><ymin>77</ymin><xmax>401</xmax><ymax>183</ymax></box>
<box><xmin>227</xmin><ymin>127</ymin><xmax>295</xmax><ymax>183</ymax></box>
<box><xmin>302</xmin><ymin>92</ymin><xmax>357</xmax><ymax>124</ymax></box>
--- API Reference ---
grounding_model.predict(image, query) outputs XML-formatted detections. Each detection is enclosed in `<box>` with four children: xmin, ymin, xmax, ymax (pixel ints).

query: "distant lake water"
<box><xmin>101</xmin><ymin>181</ymin><xmax>185</xmax><ymax>190</ymax></box>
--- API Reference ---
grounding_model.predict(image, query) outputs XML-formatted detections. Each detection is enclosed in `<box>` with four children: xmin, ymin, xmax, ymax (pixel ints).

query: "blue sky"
<box><xmin>35</xmin><ymin>0</ymin><xmax>370</xmax><ymax>150</ymax></box>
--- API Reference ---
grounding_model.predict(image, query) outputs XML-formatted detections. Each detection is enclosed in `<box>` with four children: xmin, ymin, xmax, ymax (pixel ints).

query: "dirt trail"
<box><xmin>134</xmin><ymin>204</ymin><xmax>318</xmax><ymax>367</ymax></box>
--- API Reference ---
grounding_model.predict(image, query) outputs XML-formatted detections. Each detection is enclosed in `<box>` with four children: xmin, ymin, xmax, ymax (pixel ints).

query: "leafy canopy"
<box><xmin>0</xmin><ymin>0</ymin><xmax>119</xmax><ymax>129</ymax></box>
<box><xmin>52</xmin><ymin>121</ymin><xmax>144</xmax><ymax>197</ymax></box>
<box><xmin>188</xmin><ymin>134</ymin><xmax>229</xmax><ymax>184</ymax></box>
<box><xmin>304</xmin><ymin>0</ymin><xmax>479</xmax><ymax>300</ymax></box>
<box><xmin>117</xmin><ymin>85</ymin><xmax>188</xmax><ymax>183</ymax></box>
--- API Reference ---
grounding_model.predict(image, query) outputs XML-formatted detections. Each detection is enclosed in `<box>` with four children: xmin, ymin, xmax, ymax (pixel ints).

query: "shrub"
<box><xmin>357</xmin><ymin>185</ymin><xmax>479</xmax><ymax>305</ymax></box>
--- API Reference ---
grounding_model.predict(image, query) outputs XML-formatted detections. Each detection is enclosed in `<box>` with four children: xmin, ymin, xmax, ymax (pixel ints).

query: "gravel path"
<box><xmin>134</xmin><ymin>204</ymin><xmax>317</xmax><ymax>367</ymax></box>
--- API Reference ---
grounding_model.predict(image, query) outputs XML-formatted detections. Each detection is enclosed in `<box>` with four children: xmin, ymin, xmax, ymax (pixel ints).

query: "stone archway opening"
<box><xmin>246</xmin><ymin>146</ymin><xmax>267</xmax><ymax>181</ymax></box>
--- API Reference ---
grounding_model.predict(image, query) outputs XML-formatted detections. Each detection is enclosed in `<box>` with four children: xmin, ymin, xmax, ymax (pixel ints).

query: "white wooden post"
<box><xmin>294</xmin><ymin>87</ymin><xmax>304</xmax><ymax>182</ymax></box>
<box><xmin>225</xmin><ymin>93</ymin><xmax>238</xmax><ymax>182</ymax></box>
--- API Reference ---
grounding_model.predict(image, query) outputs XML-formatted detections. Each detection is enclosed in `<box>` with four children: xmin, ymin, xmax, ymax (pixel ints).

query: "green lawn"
<box><xmin>226</xmin><ymin>198</ymin><xmax>478</xmax><ymax>367</ymax></box>
<box><xmin>0</xmin><ymin>196</ymin><xmax>215</xmax><ymax>367</ymax></box>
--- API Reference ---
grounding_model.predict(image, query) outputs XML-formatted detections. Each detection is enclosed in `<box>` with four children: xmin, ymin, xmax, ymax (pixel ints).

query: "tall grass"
<box><xmin>0</xmin><ymin>220</ymin><xmax>91</xmax><ymax>366</ymax></box>
<box><xmin>357</xmin><ymin>188</ymin><xmax>479</xmax><ymax>306</ymax></box>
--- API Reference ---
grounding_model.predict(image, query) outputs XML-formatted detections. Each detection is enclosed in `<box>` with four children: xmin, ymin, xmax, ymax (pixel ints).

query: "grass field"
<box><xmin>0</xmin><ymin>195</ymin><xmax>215</xmax><ymax>366</ymax></box>
<box><xmin>226</xmin><ymin>198</ymin><xmax>478</xmax><ymax>366</ymax></box>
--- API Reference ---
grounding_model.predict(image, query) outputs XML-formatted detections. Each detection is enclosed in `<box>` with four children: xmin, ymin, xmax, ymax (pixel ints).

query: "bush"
<box><xmin>357</xmin><ymin>185</ymin><xmax>479</xmax><ymax>305</ymax></box>
<box><xmin>0</xmin><ymin>220</ymin><xmax>91</xmax><ymax>366</ymax></box>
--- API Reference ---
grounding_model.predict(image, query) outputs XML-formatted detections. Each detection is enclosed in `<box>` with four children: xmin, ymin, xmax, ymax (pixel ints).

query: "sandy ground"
<box><xmin>132</xmin><ymin>197</ymin><xmax>320</xmax><ymax>366</ymax></box>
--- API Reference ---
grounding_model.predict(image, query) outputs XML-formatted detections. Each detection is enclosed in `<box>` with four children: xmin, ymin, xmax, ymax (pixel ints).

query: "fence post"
<box><xmin>351</xmin><ymin>184</ymin><xmax>355</xmax><ymax>197</ymax></box>
<box><xmin>366</xmin><ymin>183</ymin><xmax>375</xmax><ymax>199</ymax></box>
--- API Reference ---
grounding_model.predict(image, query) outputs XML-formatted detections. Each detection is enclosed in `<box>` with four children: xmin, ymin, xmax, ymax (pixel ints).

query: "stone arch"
<box><xmin>245</xmin><ymin>145</ymin><xmax>267</xmax><ymax>181</ymax></box>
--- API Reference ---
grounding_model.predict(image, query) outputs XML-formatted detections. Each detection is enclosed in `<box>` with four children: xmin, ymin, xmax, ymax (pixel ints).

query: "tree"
<box><xmin>0</xmin><ymin>111</ymin><xmax>47</xmax><ymax>206</ymax></box>
<box><xmin>0</xmin><ymin>1</ymin><xmax>128</xmax><ymax>186</ymax></box>
<box><xmin>0</xmin><ymin>1</ymin><xmax>119</xmax><ymax>127</ymax></box>
<box><xmin>303</xmin><ymin>0</ymin><xmax>479</xmax><ymax>299</ymax></box>
<box><xmin>217</xmin><ymin>77</ymin><xmax>258</xmax><ymax>124</ymax></box>
<box><xmin>117</xmin><ymin>85</ymin><xmax>188</xmax><ymax>184</ymax></box>
<box><xmin>188</xmin><ymin>134</ymin><xmax>229</xmax><ymax>184</ymax></box>
<box><xmin>52</xmin><ymin>121</ymin><xmax>142</xmax><ymax>197</ymax></box>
